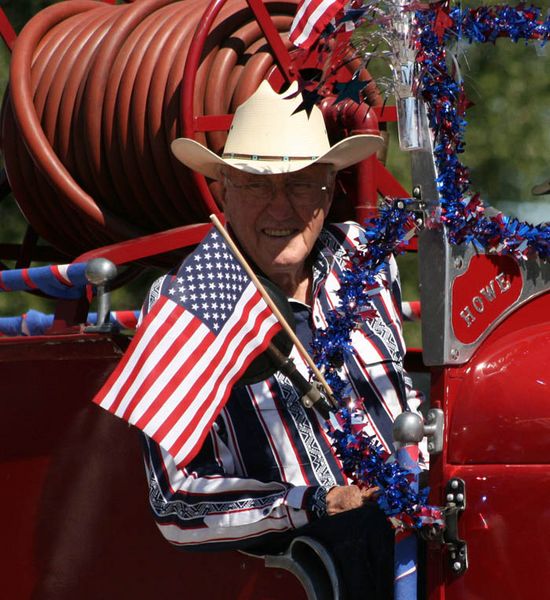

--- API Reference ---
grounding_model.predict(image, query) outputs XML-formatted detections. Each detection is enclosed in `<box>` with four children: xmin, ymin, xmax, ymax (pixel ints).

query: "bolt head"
<box><xmin>85</xmin><ymin>258</ymin><xmax>117</xmax><ymax>286</ymax></box>
<box><xmin>452</xmin><ymin>561</ymin><xmax>462</xmax><ymax>572</ymax></box>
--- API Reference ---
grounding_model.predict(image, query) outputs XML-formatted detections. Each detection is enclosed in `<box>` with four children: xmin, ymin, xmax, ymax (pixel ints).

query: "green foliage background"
<box><xmin>0</xmin><ymin>0</ymin><xmax>548</xmax><ymax>345</ymax></box>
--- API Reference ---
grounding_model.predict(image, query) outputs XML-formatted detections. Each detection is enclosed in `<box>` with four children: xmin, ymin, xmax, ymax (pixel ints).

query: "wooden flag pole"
<box><xmin>210</xmin><ymin>214</ymin><xmax>335</xmax><ymax>402</ymax></box>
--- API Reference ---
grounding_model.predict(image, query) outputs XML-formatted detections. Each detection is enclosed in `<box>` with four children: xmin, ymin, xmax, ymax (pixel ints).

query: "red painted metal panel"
<box><xmin>427</xmin><ymin>290</ymin><xmax>550</xmax><ymax>600</ymax></box>
<box><xmin>0</xmin><ymin>333</ymin><xmax>306</xmax><ymax>600</ymax></box>
<box><xmin>448</xmin><ymin>297</ymin><xmax>550</xmax><ymax>465</ymax></box>
<box><xmin>451</xmin><ymin>254</ymin><xmax>522</xmax><ymax>345</ymax></box>
<box><xmin>437</xmin><ymin>465</ymin><xmax>550</xmax><ymax>600</ymax></box>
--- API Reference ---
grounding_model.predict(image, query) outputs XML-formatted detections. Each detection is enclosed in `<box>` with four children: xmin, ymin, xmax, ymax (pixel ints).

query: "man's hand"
<box><xmin>325</xmin><ymin>485</ymin><xmax>379</xmax><ymax>516</ymax></box>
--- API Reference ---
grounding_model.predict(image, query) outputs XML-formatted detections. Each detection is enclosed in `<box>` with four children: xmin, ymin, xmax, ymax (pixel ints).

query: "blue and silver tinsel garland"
<box><xmin>415</xmin><ymin>3</ymin><xmax>550</xmax><ymax>260</ymax></box>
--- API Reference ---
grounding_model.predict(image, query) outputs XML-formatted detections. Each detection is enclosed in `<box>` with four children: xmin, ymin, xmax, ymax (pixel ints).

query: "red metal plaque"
<box><xmin>451</xmin><ymin>254</ymin><xmax>522</xmax><ymax>344</ymax></box>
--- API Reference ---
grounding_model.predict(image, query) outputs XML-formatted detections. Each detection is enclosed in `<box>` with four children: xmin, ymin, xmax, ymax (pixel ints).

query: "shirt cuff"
<box><xmin>304</xmin><ymin>486</ymin><xmax>329</xmax><ymax>519</ymax></box>
<box><xmin>284</xmin><ymin>485</ymin><xmax>330</xmax><ymax>520</ymax></box>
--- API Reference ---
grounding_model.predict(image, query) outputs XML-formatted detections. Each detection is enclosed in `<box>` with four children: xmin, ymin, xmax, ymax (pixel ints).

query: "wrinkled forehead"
<box><xmin>221</xmin><ymin>162</ymin><xmax>335</xmax><ymax>183</ymax></box>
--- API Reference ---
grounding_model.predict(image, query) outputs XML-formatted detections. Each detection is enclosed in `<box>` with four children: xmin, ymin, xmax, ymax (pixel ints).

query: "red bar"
<box><xmin>376</xmin><ymin>162</ymin><xmax>410</xmax><ymax>198</ymax></box>
<box><xmin>0</xmin><ymin>9</ymin><xmax>17</xmax><ymax>51</ymax></box>
<box><xmin>246</xmin><ymin>0</ymin><xmax>292</xmax><ymax>82</ymax></box>
<box><xmin>194</xmin><ymin>114</ymin><xmax>233</xmax><ymax>132</ymax></box>
<box><xmin>374</xmin><ymin>105</ymin><xmax>397</xmax><ymax>123</ymax></box>
<box><xmin>75</xmin><ymin>223</ymin><xmax>215</xmax><ymax>265</ymax></box>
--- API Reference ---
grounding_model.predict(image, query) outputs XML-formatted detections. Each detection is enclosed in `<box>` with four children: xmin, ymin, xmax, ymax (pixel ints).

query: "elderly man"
<box><xmin>139</xmin><ymin>81</ymin><xmax>421</xmax><ymax>599</ymax></box>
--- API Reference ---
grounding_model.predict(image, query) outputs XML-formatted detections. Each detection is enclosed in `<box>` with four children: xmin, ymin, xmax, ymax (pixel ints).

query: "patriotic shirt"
<box><xmin>142</xmin><ymin>222</ymin><xmax>423</xmax><ymax>550</ymax></box>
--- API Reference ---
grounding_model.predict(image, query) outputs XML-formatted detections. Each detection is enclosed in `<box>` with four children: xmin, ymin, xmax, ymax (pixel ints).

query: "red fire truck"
<box><xmin>0</xmin><ymin>1</ymin><xmax>548</xmax><ymax>599</ymax></box>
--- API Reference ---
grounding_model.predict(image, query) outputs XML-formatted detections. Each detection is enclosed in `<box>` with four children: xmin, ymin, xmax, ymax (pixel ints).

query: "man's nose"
<box><xmin>266</xmin><ymin>182</ymin><xmax>295</xmax><ymax>217</ymax></box>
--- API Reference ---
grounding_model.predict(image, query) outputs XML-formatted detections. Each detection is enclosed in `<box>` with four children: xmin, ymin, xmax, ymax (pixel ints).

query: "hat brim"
<box><xmin>171</xmin><ymin>134</ymin><xmax>384</xmax><ymax>180</ymax></box>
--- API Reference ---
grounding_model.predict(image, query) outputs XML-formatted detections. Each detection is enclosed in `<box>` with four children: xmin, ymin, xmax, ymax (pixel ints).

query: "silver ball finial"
<box><xmin>85</xmin><ymin>258</ymin><xmax>117</xmax><ymax>286</ymax></box>
<box><xmin>392</xmin><ymin>411</ymin><xmax>424</xmax><ymax>444</ymax></box>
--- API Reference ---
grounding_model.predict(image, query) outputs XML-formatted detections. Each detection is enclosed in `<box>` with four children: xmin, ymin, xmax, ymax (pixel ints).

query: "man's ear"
<box><xmin>210</xmin><ymin>181</ymin><xmax>226</xmax><ymax>210</ymax></box>
<box><xmin>215</xmin><ymin>167</ymin><xmax>228</xmax><ymax>210</ymax></box>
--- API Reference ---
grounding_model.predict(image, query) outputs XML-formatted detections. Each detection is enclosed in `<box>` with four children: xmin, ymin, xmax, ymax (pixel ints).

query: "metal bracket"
<box><xmin>84</xmin><ymin>258</ymin><xmax>118</xmax><ymax>333</ymax></box>
<box><xmin>394</xmin><ymin>192</ymin><xmax>427</xmax><ymax>230</ymax></box>
<box><xmin>424</xmin><ymin>408</ymin><xmax>444</xmax><ymax>455</ymax></box>
<box><xmin>443</xmin><ymin>478</ymin><xmax>468</xmax><ymax>576</ymax></box>
<box><xmin>392</xmin><ymin>408</ymin><xmax>444</xmax><ymax>456</ymax></box>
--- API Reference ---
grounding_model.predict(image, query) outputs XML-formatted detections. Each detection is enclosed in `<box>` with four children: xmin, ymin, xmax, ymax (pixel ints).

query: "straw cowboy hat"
<box><xmin>171</xmin><ymin>80</ymin><xmax>384</xmax><ymax>179</ymax></box>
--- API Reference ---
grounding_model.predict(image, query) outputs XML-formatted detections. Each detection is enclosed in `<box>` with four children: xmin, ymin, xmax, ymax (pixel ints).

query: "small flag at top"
<box><xmin>289</xmin><ymin>0</ymin><xmax>348</xmax><ymax>49</ymax></box>
<box><xmin>93</xmin><ymin>228</ymin><xmax>282</xmax><ymax>469</ymax></box>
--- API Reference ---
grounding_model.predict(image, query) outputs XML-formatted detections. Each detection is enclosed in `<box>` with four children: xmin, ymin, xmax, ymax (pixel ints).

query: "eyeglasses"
<box><xmin>223</xmin><ymin>175</ymin><xmax>332</xmax><ymax>207</ymax></box>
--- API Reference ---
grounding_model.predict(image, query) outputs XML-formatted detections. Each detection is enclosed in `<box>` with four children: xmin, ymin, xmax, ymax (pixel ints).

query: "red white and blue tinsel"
<box><xmin>297</xmin><ymin>2</ymin><xmax>549</xmax><ymax>531</ymax></box>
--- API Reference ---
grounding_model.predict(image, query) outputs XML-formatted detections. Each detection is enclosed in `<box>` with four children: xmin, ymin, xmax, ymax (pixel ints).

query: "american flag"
<box><xmin>93</xmin><ymin>228</ymin><xmax>282</xmax><ymax>469</ymax></box>
<box><xmin>289</xmin><ymin>0</ymin><xmax>347</xmax><ymax>49</ymax></box>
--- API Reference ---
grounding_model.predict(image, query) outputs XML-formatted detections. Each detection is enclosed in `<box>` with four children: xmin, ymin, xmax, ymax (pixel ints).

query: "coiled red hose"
<box><xmin>1</xmin><ymin>0</ymin><xmax>382</xmax><ymax>260</ymax></box>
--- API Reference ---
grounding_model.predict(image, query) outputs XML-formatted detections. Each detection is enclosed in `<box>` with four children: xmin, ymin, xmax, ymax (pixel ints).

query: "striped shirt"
<box><xmin>141</xmin><ymin>222</ymin><xmax>423</xmax><ymax>550</ymax></box>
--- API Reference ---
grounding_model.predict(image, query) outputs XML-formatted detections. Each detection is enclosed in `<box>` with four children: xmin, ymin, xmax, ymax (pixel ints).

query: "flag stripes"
<box><xmin>289</xmin><ymin>0</ymin><xmax>347</xmax><ymax>49</ymax></box>
<box><xmin>94</xmin><ymin>273</ymin><xmax>281</xmax><ymax>469</ymax></box>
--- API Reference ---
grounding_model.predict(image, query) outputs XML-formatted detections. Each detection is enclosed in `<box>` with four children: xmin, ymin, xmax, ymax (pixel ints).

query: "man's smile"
<box><xmin>262</xmin><ymin>228</ymin><xmax>298</xmax><ymax>238</ymax></box>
